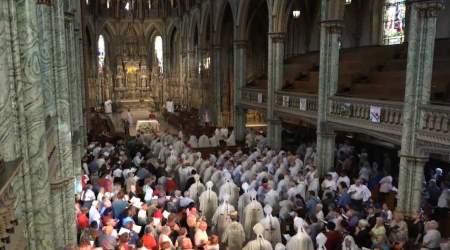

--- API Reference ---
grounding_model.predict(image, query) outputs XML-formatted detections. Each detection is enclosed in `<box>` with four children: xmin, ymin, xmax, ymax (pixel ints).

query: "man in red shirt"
<box><xmin>324</xmin><ymin>221</ymin><xmax>343</xmax><ymax>250</ymax></box>
<box><xmin>77</xmin><ymin>207</ymin><xmax>90</xmax><ymax>230</ymax></box>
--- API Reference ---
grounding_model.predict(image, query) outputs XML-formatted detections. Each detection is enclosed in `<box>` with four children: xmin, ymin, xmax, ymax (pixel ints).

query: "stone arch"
<box><xmin>213</xmin><ymin>0</ymin><xmax>236</xmax><ymax>45</ymax></box>
<box><xmin>199</xmin><ymin>2</ymin><xmax>212</xmax><ymax>46</ymax></box>
<box><xmin>146</xmin><ymin>24</ymin><xmax>164</xmax><ymax>72</ymax></box>
<box><xmin>188</xmin><ymin>9</ymin><xmax>201</xmax><ymax>51</ymax></box>
<box><xmin>236</xmin><ymin>0</ymin><xmax>270</xmax><ymax>40</ymax></box>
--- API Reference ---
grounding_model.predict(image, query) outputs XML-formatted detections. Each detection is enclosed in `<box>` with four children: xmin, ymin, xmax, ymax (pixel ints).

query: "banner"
<box><xmin>370</xmin><ymin>106</ymin><xmax>381</xmax><ymax>123</ymax></box>
<box><xmin>299</xmin><ymin>98</ymin><xmax>307</xmax><ymax>111</ymax></box>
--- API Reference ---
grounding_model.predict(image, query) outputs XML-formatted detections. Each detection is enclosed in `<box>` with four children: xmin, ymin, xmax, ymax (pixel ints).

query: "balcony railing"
<box><xmin>239</xmin><ymin>88</ymin><xmax>450</xmax><ymax>148</ymax></box>
<box><xmin>420</xmin><ymin>104</ymin><xmax>450</xmax><ymax>143</ymax></box>
<box><xmin>275</xmin><ymin>91</ymin><xmax>318</xmax><ymax>114</ymax></box>
<box><xmin>329</xmin><ymin>96</ymin><xmax>404</xmax><ymax>127</ymax></box>
<box><xmin>241</xmin><ymin>88</ymin><xmax>267</xmax><ymax>106</ymax></box>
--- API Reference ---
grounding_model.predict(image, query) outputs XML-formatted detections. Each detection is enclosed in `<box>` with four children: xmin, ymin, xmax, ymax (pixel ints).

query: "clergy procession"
<box><xmin>74</xmin><ymin>126</ymin><xmax>449</xmax><ymax>250</ymax></box>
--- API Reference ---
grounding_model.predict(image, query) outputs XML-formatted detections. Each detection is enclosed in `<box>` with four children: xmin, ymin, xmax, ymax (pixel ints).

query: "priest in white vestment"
<box><xmin>243</xmin><ymin>223</ymin><xmax>273</xmax><ymax>250</ymax></box>
<box><xmin>199</xmin><ymin>182</ymin><xmax>218</xmax><ymax>225</ymax></box>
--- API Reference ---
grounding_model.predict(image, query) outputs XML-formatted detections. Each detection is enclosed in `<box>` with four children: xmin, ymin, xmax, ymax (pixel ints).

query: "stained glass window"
<box><xmin>98</xmin><ymin>35</ymin><xmax>105</xmax><ymax>73</ymax></box>
<box><xmin>383</xmin><ymin>0</ymin><xmax>406</xmax><ymax>45</ymax></box>
<box><xmin>154</xmin><ymin>36</ymin><xmax>163</xmax><ymax>73</ymax></box>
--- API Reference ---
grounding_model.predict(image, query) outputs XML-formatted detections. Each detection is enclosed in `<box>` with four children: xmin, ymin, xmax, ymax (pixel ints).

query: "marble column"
<box><xmin>213</xmin><ymin>45</ymin><xmax>222</xmax><ymax>125</ymax></box>
<box><xmin>316</xmin><ymin>0</ymin><xmax>343</xmax><ymax>176</ymax></box>
<box><xmin>267</xmin><ymin>33</ymin><xmax>284</xmax><ymax>151</ymax></box>
<box><xmin>63</xmin><ymin>11</ymin><xmax>79</xmax><ymax>246</ymax></box>
<box><xmin>397</xmin><ymin>0</ymin><xmax>443</xmax><ymax>215</ymax></box>
<box><xmin>397</xmin><ymin>154</ymin><xmax>428</xmax><ymax>214</ymax></box>
<box><xmin>15</xmin><ymin>0</ymin><xmax>53</xmax><ymax>248</ymax></box>
<box><xmin>0</xmin><ymin>1</ymin><xmax>21</xmax><ymax>162</ymax></box>
<box><xmin>233</xmin><ymin>40</ymin><xmax>247</xmax><ymax>143</ymax></box>
<box><xmin>51</xmin><ymin>0</ymin><xmax>74</xmax><ymax>179</ymax></box>
<box><xmin>1</xmin><ymin>2</ymin><xmax>37</xmax><ymax>249</ymax></box>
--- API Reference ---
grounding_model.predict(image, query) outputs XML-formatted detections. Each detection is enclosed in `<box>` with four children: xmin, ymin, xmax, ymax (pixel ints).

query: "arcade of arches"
<box><xmin>1</xmin><ymin>0</ymin><xmax>450</xmax><ymax>249</ymax></box>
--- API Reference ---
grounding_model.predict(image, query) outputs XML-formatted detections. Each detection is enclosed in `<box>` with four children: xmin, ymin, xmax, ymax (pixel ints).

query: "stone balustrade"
<box><xmin>329</xmin><ymin>96</ymin><xmax>403</xmax><ymax>126</ymax></box>
<box><xmin>275</xmin><ymin>91</ymin><xmax>318</xmax><ymax>113</ymax></box>
<box><xmin>421</xmin><ymin>104</ymin><xmax>450</xmax><ymax>133</ymax></box>
<box><xmin>239</xmin><ymin>89</ymin><xmax>450</xmax><ymax>151</ymax></box>
<box><xmin>241</xmin><ymin>88</ymin><xmax>267</xmax><ymax>106</ymax></box>
<box><xmin>419</xmin><ymin>104</ymin><xmax>450</xmax><ymax>147</ymax></box>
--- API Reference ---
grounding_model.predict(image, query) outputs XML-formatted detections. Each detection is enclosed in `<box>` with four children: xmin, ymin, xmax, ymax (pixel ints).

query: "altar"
<box><xmin>136</xmin><ymin>119</ymin><xmax>160</xmax><ymax>134</ymax></box>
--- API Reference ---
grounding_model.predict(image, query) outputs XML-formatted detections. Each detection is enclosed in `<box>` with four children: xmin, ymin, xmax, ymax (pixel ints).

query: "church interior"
<box><xmin>1</xmin><ymin>0</ymin><xmax>450</xmax><ymax>249</ymax></box>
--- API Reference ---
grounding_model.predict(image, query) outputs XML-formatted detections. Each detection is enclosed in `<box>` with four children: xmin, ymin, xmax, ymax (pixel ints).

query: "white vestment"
<box><xmin>198</xmin><ymin>135</ymin><xmax>211</xmax><ymax>148</ymax></box>
<box><xmin>222</xmin><ymin>221</ymin><xmax>246</xmax><ymax>250</ymax></box>
<box><xmin>219</xmin><ymin>180</ymin><xmax>240</xmax><ymax>208</ymax></box>
<box><xmin>260</xmin><ymin>215</ymin><xmax>282</xmax><ymax>248</ymax></box>
<box><xmin>243</xmin><ymin>223</ymin><xmax>273</xmax><ymax>250</ymax></box>
<box><xmin>238</xmin><ymin>192</ymin><xmax>252</xmax><ymax>223</ymax></box>
<box><xmin>243</xmin><ymin>200</ymin><xmax>264</xmax><ymax>240</ymax></box>
<box><xmin>286</xmin><ymin>229</ymin><xmax>314</xmax><ymax>250</ymax></box>
<box><xmin>188</xmin><ymin>135</ymin><xmax>198</xmax><ymax>148</ymax></box>
<box><xmin>212</xmin><ymin>202</ymin><xmax>235</xmax><ymax>239</ymax></box>
<box><xmin>199</xmin><ymin>189</ymin><xmax>218</xmax><ymax>225</ymax></box>
<box><xmin>188</xmin><ymin>181</ymin><xmax>206</xmax><ymax>203</ymax></box>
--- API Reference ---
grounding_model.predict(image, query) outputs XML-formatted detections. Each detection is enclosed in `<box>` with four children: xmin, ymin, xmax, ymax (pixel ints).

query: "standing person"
<box><xmin>324</xmin><ymin>221</ymin><xmax>343</xmax><ymax>250</ymax></box>
<box><xmin>123</xmin><ymin>118</ymin><xmax>130</xmax><ymax>137</ymax></box>
<box><xmin>203</xmin><ymin>110</ymin><xmax>210</xmax><ymax>127</ymax></box>
<box><xmin>370</xmin><ymin>217</ymin><xmax>386</xmax><ymax>245</ymax></box>
<box><xmin>127</xmin><ymin>109</ymin><xmax>134</xmax><ymax>132</ymax></box>
<box><xmin>348</xmin><ymin>179</ymin><xmax>371</xmax><ymax>211</ymax></box>
<box><xmin>407</xmin><ymin>211</ymin><xmax>424</xmax><ymax>249</ymax></box>
<box><xmin>422</xmin><ymin>220</ymin><xmax>442</xmax><ymax>250</ymax></box>
<box><xmin>354</xmin><ymin>219</ymin><xmax>371</xmax><ymax>249</ymax></box>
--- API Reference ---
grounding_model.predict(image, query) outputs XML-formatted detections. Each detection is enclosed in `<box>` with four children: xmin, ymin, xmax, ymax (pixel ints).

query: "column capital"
<box><xmin>268</xmin><ymin>32</ymin><xmax>285</xmax><ymax>42</ymax></box>
<box><xmin>320</xmin><ymin>19</ymin><xmax>344</xmax><ymax>33</ymax></box>
<box><xmin>410</xmin><ymin>0</ymin><xmax>445</xmax><ymax>17</ymax></box>
<box><xmin>233</xmin><ymin>40</ymin><xmax>247</xmax><ymax>48</ymax></box>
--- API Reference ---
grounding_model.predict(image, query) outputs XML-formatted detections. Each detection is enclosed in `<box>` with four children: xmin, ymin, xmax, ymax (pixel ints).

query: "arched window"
<box><xmin>125</xmin><ymin>1</ymin><xmax>130</xmax><ymax>11</ymax></box>
<box><xmin>98</xmin><ymin>35</ymin><xmax>106</xmax><ymax>73</ymax></box>
<box><xmin>154</xmin><ymin>36</ymin><xmax>163</xmax><ymax>73</ymax></box>
<box><xmin>383</xmin><ymin>0</ymin><xmax>406</xmax><ymax>45</ymax></box>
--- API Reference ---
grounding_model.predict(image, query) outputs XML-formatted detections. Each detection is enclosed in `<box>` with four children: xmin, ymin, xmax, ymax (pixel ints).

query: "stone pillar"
<box><xmin>63</xmin><ymin>11</ymin><xmax>79</xmax><ymax>247</ymax></box>
<box><xmin>397</xmin><ymin>0</ymin><xmax>443</xmax><ymax>215</ymax></box>
<box><xmin>267</xmin><ymin>33</ymin><xmax>284</xmax><ymax>151</ymax></box>
<box><xmin>397</xmin><ymin>154</ymin><xmax>428</xmax><ymax>214</ymax></box>
<box><xmin>0</xmin><ymin>1</ymin><xmax>21</xmax><ymax>162</ymax></box>
<box><xmin>15</xmin><ymin>0</ymin><xmax>53</xmax><ymax>248</ymax></box>
<box><xmin>233</xmin><ymin>40</ymin><xmax>247</xmax><ymax>143</ymax></box>
<box><xmin>52</xmin><ymin>0</ymin><xmax>74</xmax><ymax>179</ymax></box>
<box><xmin>316</xmin><ymin>0</ymin><xmax>344</xmax><ymax>176</ymax></box>
<box><xmin>213</xmin><ymin>45</ymin><xmax>222</xmax><ymax>125</ymax></box>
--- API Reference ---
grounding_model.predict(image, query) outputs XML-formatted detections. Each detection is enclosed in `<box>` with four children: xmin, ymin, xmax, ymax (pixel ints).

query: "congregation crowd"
<box><xmin>73</xmin><ymin>126</ymin><xmax>449</xmax><ymax>250</ymax></box>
